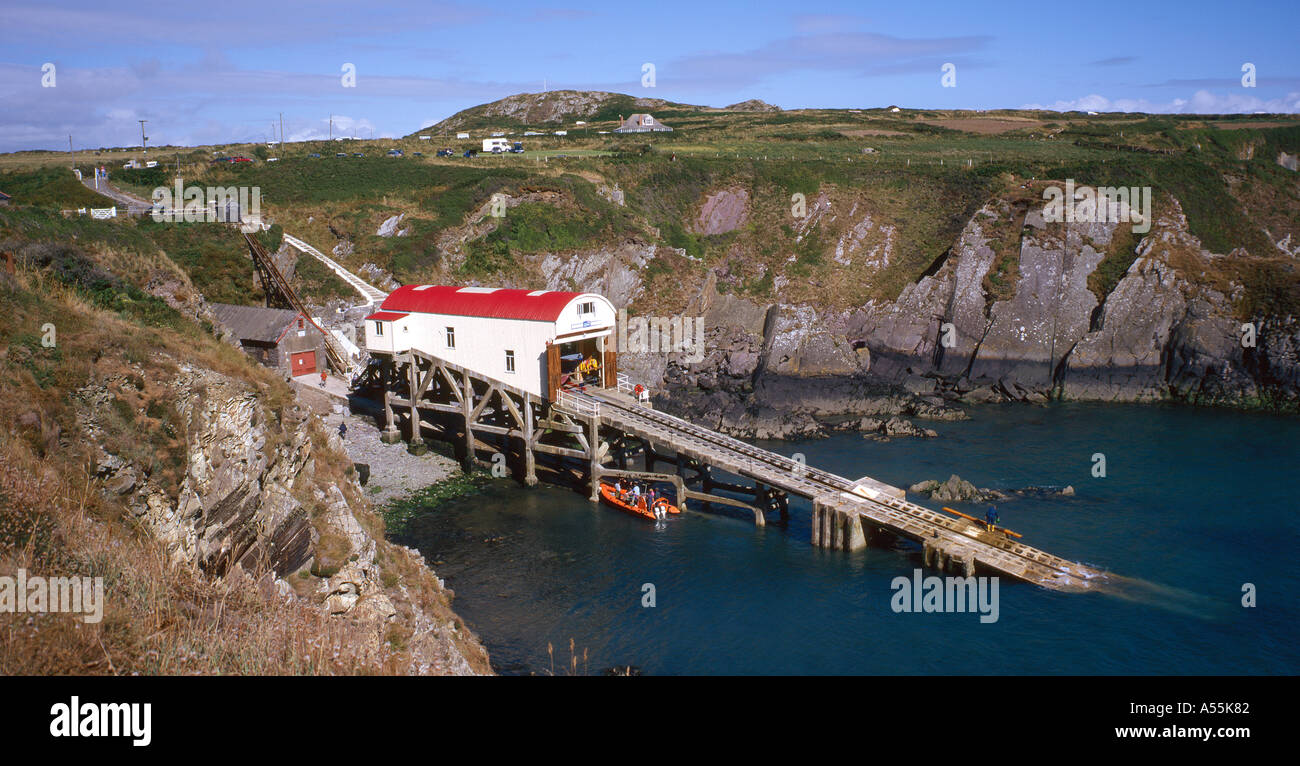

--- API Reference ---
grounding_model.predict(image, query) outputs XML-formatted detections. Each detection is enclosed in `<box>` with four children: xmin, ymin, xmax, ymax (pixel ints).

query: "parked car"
<box><xmin>436</xmin><ymin>149</ymin><xmax>454</xmax><ymax>157</ymax></box>
<box><xmin>463</xmin><ymin>149</ymin><xmax>477</xmax><ymax>158</ymax></box>
<box><xmin>231</xmin><ymin>156</ymin><xmax>253</xmax><ymax>163</ymax></box>
<box><xmin>412</xmin><ymin>151</ymin><xmax>423</xmax><ymax>157</ymax></box>
<box><xmin>509</xmin><ymin>142</ymin><xmax>524</xmax><ymax>153</ymax></box>
<box><xmin>352</xmin><ymin>152</ymin><xmax>364</xmax><ymax>157</ymax></box>
<box><xmin>336</xmin><ymin>152</ymin><xmax>347</xmax><ymax>158</ymax></box>
<box><xmin>210</xmin><ymin>156</ymin><xmax>233</xmax><ymax>163</ymax></box>
<box><xmin>308</xmin><ymin>153</ymin><xmax>321</xmax><ymax>158</ymax></box>
<box><xmin>387</xmin><ymin>149</ymin><xmax>404</xmax><ymax>157</ymax></box>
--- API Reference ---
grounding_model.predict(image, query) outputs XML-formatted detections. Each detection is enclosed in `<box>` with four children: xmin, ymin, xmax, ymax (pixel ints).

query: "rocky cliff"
<box><xmin>614</xmin><ymin>192</ymin><xmax>1299</xmax><ymax>433</ymax></box>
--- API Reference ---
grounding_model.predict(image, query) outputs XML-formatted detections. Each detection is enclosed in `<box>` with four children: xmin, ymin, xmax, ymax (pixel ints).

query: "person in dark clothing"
<box><xmin>985</xmin><ymin>505</ymin><xmax>999</xmax><ymax>529</ymax></box>
<box><xmin>338</xmin><ymin>421</ymin><xmax>347</xmax><ymax>439</ymax></box>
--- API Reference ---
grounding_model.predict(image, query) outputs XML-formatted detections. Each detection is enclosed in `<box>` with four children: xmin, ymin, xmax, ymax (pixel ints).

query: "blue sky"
<box><xmin>1</xmin><ymin>0</ymin><xmax>1297</xmax><ymax>152</ymax></box>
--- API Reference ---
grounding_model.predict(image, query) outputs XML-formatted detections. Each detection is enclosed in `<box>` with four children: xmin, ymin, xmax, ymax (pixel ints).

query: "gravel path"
<box><xmin>293</xmin><ymin>380</ymin><xmax>460</xmax><ymax>507</ymax></box>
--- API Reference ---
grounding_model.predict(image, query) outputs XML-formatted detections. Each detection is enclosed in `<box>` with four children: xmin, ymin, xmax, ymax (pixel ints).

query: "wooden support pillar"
<box><xmin>380</xmin><ymin>383</ymin><xmax>401</xmax><ymax>443</ymax></box>
<box><xmin>812</xmin><ymin>498</ymin><xmax>827</xmax><ymax>548</ymax></box>
<box><xmin>461</xmin><ymin>368</ymin><xmax>474</xmax><ymax>472</ymax></box>
<box><xmin>406</xmin><ymin>356</ymin><xmax>427</xmax><ymax>455</ymax></box>
<box><xmin>813</xmin><ymin>498</ymin><xmax>867</xmax><ymax>551</ymax></box>
<box><xmin>521</xmin><ymin>393</ymin><xmax>537</xmax><ymax>487</ymax></box>
<box><xmin>843</xmin><ymin>511</ymin><xmax>867</xmax><ymax>551</ymax></box>
<box><xmin>587</xmin><ymin>416</ymin><xmax>601</xmax><ymax>502</ymax></box>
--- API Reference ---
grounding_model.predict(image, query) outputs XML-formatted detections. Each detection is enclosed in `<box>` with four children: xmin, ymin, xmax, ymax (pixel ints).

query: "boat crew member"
<box><xmin>577</xmin><ymin>355</ymin><xmax>600</xmax><ymax>385</ymax></box>
<box><xmin>985</xmin><ymin>505</ymin><xmax>999</xmax><ymax>530</ymax></box>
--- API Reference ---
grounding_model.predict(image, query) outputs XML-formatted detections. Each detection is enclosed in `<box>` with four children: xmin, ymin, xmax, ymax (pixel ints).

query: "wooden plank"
<box><xmin>603</xmin><ymin>349</ymin><xmax>617</xmax><ymax>388</ymax></box>
<box><xmin>546</xmin><ymin>343</ymin><xmax>560</xmax><ymax>402</ymax></box>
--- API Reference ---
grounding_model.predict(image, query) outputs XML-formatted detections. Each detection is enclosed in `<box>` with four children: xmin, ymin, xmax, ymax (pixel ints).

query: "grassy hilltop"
<box><xmin>2</xmin><ymin>91</ymin><xmax>1298</xmax><ymax>317</ymax></box>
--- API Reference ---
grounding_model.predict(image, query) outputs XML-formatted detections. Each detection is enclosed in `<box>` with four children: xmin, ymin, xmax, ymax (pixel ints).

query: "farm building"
<box><xmin>209</xmin><ymin>302</ymin><xmax>327</xmax><ymax>377</ymax></box>
<box><xmin>614</xmin><ymin>113</ymin><xmax>672</xmax><ymax>133</ymax></box>
<box><xmin>364</xmin><ymin>285</ymin><xmax>618</xmax><ymax>400</ymax></box>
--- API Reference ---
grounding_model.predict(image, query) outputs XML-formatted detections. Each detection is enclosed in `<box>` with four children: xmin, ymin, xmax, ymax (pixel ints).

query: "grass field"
<box><xmin>3</xmin><ymin>101</ymin><xmax>1297</xmax><ymax>315</ymax></box>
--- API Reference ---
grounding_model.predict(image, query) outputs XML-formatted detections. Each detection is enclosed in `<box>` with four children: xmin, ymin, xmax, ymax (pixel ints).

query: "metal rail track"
<box><xmin>580</xmin><ymin>390</ymin><xmax>1096</xmax><ymax>585</ymax></box>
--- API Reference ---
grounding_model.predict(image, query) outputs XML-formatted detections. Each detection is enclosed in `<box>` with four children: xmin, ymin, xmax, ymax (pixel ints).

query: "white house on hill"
<box><xmin>614</xmin><ymin>113</ymin><xmax>672</xmax><ymax>133</ymax></box>
<box><xmin>364</xmin><ymin>285</ymin><xmax>617</xmax><ymax>399</ymax></box>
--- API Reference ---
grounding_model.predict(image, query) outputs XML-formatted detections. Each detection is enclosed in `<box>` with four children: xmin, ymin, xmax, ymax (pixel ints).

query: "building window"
<box><xmin>297</xmin><ymin>317</ymin><xmax>305</xmax><ymax>330</ymax></box>
<box><xmin>578</xmin><ymin>301</ymin><xmax>595</xmax><ymax>316</ymax></box>
<box><xmin>374</xmin><ymin>322</ymin><xmax>384</xmax><ymax>337</ymax></box>
<box><xmin>505</xmin><ymin>350</ymin><xmax>515</xmax><ymax>373</ymax></box>
<box><xmin>446</xmin><ymin>327</ymin><xmax>455</xmax><ymax>349</ymax></box>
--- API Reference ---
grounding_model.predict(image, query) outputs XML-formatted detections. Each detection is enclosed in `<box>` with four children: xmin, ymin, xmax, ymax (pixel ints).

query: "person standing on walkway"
<box><xmin>338</xmin><ymin>421</ymin><xmax>347</xmax><ymax>439</ymax></box>
<box><xmin>319</xmin><ymin>370</ymin><xmax>328</xmax><ymax>388</ymax></box>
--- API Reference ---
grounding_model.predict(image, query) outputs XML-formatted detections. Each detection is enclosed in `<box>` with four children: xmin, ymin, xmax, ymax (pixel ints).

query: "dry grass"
<box><xmin>920</xmin><ymin>118</ymin><xmax>1040</xmax><ymax>135</ymax></box>
<box><xmin>0</xmin><ymin>249</ymin><xmax>491</xmax><ymax>675</ymax></box>
<box><xmin>0</xmin><ymin>446</ymin><xmax>405</xmax><ymax>675</ymax></box>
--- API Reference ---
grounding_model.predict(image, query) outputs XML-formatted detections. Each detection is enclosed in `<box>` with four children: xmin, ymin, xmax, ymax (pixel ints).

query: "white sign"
<box><xmin>90</xmin><ymin>207</ymin><xmax>117</xmax><ymax>219</ymax></box>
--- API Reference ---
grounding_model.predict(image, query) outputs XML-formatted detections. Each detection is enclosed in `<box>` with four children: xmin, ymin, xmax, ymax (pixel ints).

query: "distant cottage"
<box><xmin>614</xmin><ymin>113</ymin><xmax>672</xmax><ymax>133</ymax></box>
<box><xmin>209</xmin><ymin>302</ymin><xmax>327</xmax><ymax>377</ymax></box>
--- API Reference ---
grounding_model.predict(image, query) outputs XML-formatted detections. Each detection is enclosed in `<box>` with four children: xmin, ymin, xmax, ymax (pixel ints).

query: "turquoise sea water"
<box><xmin>401</xmin><ymin>402</ymin><xmax>1300</xmax><ymax>675</ymax></box>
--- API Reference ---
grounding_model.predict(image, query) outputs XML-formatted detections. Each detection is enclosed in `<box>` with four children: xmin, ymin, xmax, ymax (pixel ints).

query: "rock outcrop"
<box><xmin>79</xmin><ymin>362</ymin><xmax>489</xmax><ymax>675</ymax></box>
<box><xmin>909</xmin><ymin>475</ymin><xmax>1003</xmax><ymax>503</ymax></box>
<box><xmin>908</xmin><ymin>475</ymin><xmax>1075</xmax><ymax>502</ymax></box>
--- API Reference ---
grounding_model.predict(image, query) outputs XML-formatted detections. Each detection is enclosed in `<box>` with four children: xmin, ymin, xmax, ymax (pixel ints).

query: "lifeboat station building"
<box><xmin>363</xmin><ymin>285</ymin><xmax>618</xmax><ymax>400</ymax></box>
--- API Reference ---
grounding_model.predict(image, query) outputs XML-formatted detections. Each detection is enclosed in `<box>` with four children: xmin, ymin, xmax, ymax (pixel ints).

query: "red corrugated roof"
<box><xmin>364</xmin><ymin>311</ymin><xmax>410</xmax><ymax>321</ymax></box>
<box><xmin>379</xmin><ymin>285</ymin><xmax>590</xmax><ymax>322</ymax></box>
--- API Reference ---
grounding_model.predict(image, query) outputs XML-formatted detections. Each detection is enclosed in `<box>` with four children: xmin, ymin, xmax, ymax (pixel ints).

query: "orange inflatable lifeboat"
<box><xmin>599</xmin><ymin>482</ymin><xmax>680</xmax><ymax>520</ymax></box>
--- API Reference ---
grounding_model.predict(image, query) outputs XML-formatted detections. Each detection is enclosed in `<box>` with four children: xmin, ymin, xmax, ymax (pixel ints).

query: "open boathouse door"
<box><xmin>546</xmin><ymin>332</ymin><xmax>616</xmax><ymax>401</ymax></box>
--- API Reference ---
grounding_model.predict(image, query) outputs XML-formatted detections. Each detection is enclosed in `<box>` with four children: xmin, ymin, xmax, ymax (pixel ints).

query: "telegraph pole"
<box><xmin>279</xmin><ymin>112</ymin><xmax>284</xmax><ymax>145</ymax></box>
<box><xmin>139</xmin><ymin>120</ymin><xmax>148</xmax><ymax>154</ymax></box>
<box><xmin>329</xmin><ymin>115</ymin><xmax>333</xmax><ymax>141</ymax></box>
<box><xmin>68</xmin><ymin>135</ymin><xmax>74</xmax><ymax>168</ymax></box>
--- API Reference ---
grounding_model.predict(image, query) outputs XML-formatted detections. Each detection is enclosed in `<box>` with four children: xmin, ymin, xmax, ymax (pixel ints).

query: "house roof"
<box><xmin>614</xmin><ymin>113</ymin><xmax>672</xmax><ymax>133</ymax></box>
<box><xmin>0</xmin><ymin>190</ymin><xmax>11</xmax><ymax>200</ymax></box>
<box><xmin>209</xmin><ymin>302</ymin><xmax>304</xmax><ymax>344</ymax></box>
<box><xmin>379</xmin><ymin>285</ymin><xmax>594</xmax><ymax>322</ymax></box>
<box><xmin>364</xmin><ymin>311</ymin><xmax>409</xmax><ymax>321</ymax></box>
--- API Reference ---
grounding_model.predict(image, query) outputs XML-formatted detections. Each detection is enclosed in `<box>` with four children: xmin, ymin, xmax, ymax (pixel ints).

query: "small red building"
<box><xmin>209</xmin><ymin>302</ymin><xmax>326</xmax><ymax>376</ymax></box>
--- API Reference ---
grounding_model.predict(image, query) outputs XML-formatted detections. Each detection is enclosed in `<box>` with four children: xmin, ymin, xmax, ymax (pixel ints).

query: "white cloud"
<box><xmin>1022</xmin><ymin>89</ymin><xmax>1300</xmax><ymax>114</ymax></box>
<box><xmin>287</xmin><ymin>116</ymin><xmax>379</xmax><ymax>142</ymax></box>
